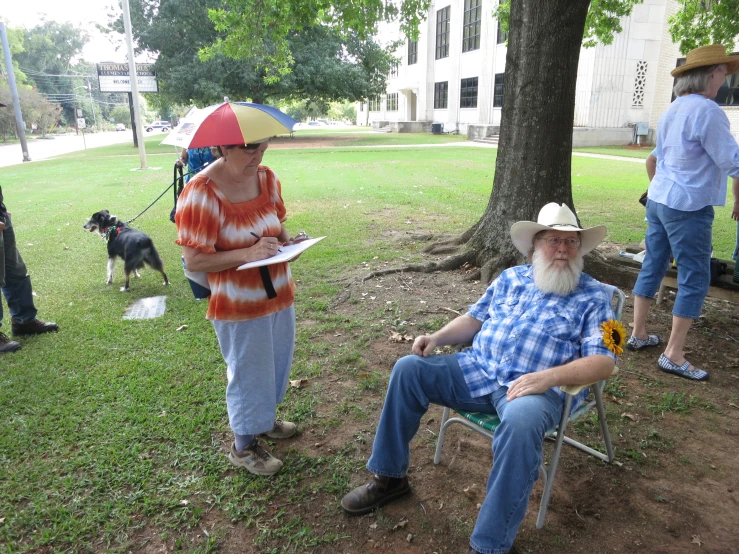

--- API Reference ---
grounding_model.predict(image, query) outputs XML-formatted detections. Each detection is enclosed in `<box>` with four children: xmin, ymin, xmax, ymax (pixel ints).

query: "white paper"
<box><xmin>123</xmin><ymin>296</ymin><xmax>167</xmax><ymax>320</ymax></box>
<box><xmin>237</xmin><ymin>236</ymin><xmax>326</xmax><ymax>270</ymax></box>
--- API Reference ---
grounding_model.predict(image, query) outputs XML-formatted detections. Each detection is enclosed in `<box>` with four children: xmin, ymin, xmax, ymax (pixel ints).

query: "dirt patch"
<box><xmin>316</xmin><ymin>252</ymin><xmax>739</xmax><ymax>554</ymax></box>
<box><xmin>128</xmin><ymin>244</ymin><xmax>738</xmax><ymax>553</ymax></box>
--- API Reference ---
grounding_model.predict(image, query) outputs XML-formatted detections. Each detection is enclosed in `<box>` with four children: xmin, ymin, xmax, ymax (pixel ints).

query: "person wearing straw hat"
<box><xmin>341</xmin><ymin>203</ymin><xmax>618</xmax><ymax>554</ymax></box>
<box><xmin>175</xmin><ymin>136</ymin><xmax>308</xmax><ymax>476</ymax></box>
<box><xmin>630</xmin><ymin>44</ymin><xmax>739</xmax><ymax>382</ymax></box>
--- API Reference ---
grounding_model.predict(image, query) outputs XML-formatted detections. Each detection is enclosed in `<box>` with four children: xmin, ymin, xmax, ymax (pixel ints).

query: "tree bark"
<box><xmin>466</xmin><ymin>0</ymin><xmax>591</xmax><ymax>281</ymax></box>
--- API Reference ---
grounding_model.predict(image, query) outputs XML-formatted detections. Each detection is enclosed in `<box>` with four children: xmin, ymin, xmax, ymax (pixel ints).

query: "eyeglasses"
<box><xmin>237</xmin><ymin>143</ymin><xmax>263</xmax><ymax>151</ymax></box>
<box><xmin>537</xmin><ymin>236</ymin><xmax>581</xmax><ymax>249</ymax></box>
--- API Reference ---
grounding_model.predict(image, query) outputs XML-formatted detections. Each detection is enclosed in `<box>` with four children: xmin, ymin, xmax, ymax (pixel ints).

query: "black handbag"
<box><xmin>639</xmin><ymin>190</ymin><xmax>648</xmax><ymax>207</ymax></box>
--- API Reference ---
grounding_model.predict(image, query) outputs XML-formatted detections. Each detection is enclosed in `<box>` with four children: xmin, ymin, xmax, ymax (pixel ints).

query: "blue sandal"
<box><xmin>626</xmin><ymin>335</ymin><xmax>660</xmax><ymax>351</ymax></box>
<box><xmin>657</xmin><ymin>354</ymin><xmax>709</xmax><ymax>381</ymax></box>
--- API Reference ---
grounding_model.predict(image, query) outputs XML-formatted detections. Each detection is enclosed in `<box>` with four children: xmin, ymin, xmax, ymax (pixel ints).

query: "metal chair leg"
<box><xmin>536</xmin><ymin>395</ymin><xmax>573</xmax><ymax>529</ymax></box>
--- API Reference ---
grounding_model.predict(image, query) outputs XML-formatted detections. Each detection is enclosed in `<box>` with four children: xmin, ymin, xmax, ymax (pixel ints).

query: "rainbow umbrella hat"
<box><xmin>161</xmin><ymin>102</ymin><xmax>296</xmax><ymax>149</ymax></box>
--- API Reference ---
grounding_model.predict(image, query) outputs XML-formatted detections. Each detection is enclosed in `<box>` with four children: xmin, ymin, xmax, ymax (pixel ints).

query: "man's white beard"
<box><xmin>532</xmin><ymin>248</ymin><xmax>584</xmax><ymax>296</ymax></box>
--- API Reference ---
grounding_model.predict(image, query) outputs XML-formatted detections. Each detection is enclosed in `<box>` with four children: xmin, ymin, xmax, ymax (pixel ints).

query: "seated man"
<box><xmin>341</xmin><ymin>203</ymin><xmax>618</xmax><ymax>554</ymax></box>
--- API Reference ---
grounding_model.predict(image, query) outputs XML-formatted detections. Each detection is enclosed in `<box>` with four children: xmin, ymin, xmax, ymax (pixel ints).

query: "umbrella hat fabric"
<box><xmin>161</xmin><ymin>102</ymin><xmax>297</xmax><ymax>149</ymax></box>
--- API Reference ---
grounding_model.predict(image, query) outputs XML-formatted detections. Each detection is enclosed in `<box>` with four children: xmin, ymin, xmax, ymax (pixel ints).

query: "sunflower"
<box><xmin>601</xmin><ymin>319</ymin><xmax>627</xmax><ymax>357</ymax></box>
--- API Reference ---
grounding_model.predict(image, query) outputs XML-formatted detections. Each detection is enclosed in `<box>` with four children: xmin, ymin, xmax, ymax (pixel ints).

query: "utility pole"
<box><xmin>86</xmin><ymin>78</ymin><xmax>97</xmax><ymax>127</ymax></box>
<box><xmin>0</xmin><ymin>22</ymin><xmax>31</xmax><ymax>162</ymax></box>
<box><xmin>121</xmin><ymin>0</ymin><xmax>147</xmax><ymax>168</ymax></box>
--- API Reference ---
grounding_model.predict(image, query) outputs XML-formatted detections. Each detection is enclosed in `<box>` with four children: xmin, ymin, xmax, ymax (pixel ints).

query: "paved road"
<box><xmin>0</xmin><ymin>130</ymin><xmax>142</xmax><ymax>168</ymax></box>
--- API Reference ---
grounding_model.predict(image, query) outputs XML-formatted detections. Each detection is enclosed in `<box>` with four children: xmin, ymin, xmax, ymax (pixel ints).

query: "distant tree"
<box><xmin>668</xmin><ymin>0</ymin><xmax>739</xmax><ymax>53</ymax></box>
<box><xmin>0</xmin><ymin>83</ymin><xmax>61</xmax><ymax>139</ymax></box>
<box><xmin>13</xmin><ymin>21</ymin><xmax>90</xmax><ymax>126</ymax></box>
<box><xmin>105</xmin><ymin>0</ymin><xmax>394</xmax><ymax>107</ymax></box>
<box><xmin>109</xmin><ymin>105</ymin><xmax>132</xmax><ymax>125</ymax></box>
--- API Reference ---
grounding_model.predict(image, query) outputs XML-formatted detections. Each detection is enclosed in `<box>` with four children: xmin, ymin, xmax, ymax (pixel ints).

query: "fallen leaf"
<box><xmin>180</xmin><ymin>500</ymin><xmax>189</xmax><ymax>506</ymax></box>
<box><xmin>406</xmin><ymin>533</ymin><xmax>413</xmax><ymax>543</ymax></box>
<box><xmin>729</xmin><ymin>403</ymin><xmax>739</xmax><ymax>409</ymax></box>
<box><xmin>463</xmin><ymin>484</ymin><xmax>478</xmax><ymax>499</ymax></box>
<box><xmin>389</xmin><ymin>331</ymin><xmax>413</xmax><ymax>343</ymax></box>
<box><xmin>0</xmin><ymin>517</ymin><xmax>5</xmax><ymax>523</ymax></box>
<box><xmin>369</xmin><ymin>523</ymin><xmax>378</xmax><ymax>530</ymax></box>
<box><xmin>691</xmin><ymin>535</ymin><xmax>702</xmax><ymax>546</ymax></box>
<box><xmin>392</xmin><ymin>519</ymin><xmax>408</xmax><ymax>531</ymax></box>
<box><xmin>621</xmin><ymin>412</ymin><xmax>637</xmax><ymax>421</ymax></box>
<box><xmin>176</xmin><ymin>325</ymin><xmax>188</xmax><ymax>331</ymax></box>
<box><xmin>158</xmin><ymin>410</ymin><xmax>167</xmax><ymax>417</ymax></box>
<box><xmin>438</xmin><ymin>502</ymin><xmax>444</xmax><ymax>510</ymax></box>
<box><xmin>290</xmin><ymin>379</ymin><xmax>308</xmax><ymax>388</ymax></box>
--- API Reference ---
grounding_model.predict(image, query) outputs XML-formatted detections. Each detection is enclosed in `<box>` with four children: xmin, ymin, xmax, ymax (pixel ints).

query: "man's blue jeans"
<box><xmin>367</xmin><ymin>354</ymin><xmax>563</xmax><ymax>554</ymax></box>
<box><xmin>0</xmin><ymin>214</ymin><xmax>37</xmax><ymax>328</ymax></box>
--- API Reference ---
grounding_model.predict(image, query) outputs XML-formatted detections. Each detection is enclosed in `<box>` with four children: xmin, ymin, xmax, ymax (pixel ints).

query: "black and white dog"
<box><xmin>83</xmin><ymin>210</ymin><xmax>170</xmax><ymax>292</ymax></box>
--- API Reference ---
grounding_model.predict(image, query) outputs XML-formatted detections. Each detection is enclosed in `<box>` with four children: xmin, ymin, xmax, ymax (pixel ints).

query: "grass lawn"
<box><xmin>573</xmin><ymin>145</ymin><xmax>653</xmax><ymax>159</ymax></box>
<box><xmin>0</xmin><ymin>138</ymin><xmax>736</xmax><ymax>552</ymax></box>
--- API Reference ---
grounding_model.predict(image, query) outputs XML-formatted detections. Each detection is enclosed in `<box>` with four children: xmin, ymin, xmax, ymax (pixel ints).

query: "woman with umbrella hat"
<box><xmin>174</xmin><ymin>102</ymin><xmax>305</xmax><ymax>476</ymax></box>
<box><xmin>629</xmin><ymin>45</ymin><xmax>739</xmax><ymax>382</ymax></box>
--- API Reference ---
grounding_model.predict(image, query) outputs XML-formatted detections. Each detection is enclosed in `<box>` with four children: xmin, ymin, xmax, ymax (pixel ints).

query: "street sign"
<box><xmin>97</xmin><ymin>62</ymin><xmax>158</xmax><ymax>93</ymax></box>
<box><xmin>77</xmin><ymin>118</ymin><xmax>86</xmax><ymax>129</ymax></box>
<box><xmin>76</xmin><ymin>108</ymin><xmax>83</xmax><ymax>117</ymax></box>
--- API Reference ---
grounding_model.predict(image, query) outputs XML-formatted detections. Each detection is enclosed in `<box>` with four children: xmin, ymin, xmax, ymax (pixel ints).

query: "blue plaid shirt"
<box><xmin>456</xmin><ymin>265</ymin><xmax>617</xmax><ymax>407</ymax></box>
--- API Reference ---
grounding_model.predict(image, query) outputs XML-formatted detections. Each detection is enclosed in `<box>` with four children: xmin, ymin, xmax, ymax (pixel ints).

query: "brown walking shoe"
<box><xmin>0</xmin><ymin>331</ymin><xmax>21</xmax><ymax>353</ymax></box>
<box><xmin>228</xmin><ymin>440</ymin><xmax>283</xmax><ymax>476</ymax></box>
<box><xmin>12</xmin><ymin>319</ymin><xmax>59</xmax><ymax>336</ymax></box>
<box><xmin>262</xmin><ymin>419</ymin><xmax>297</xmax><ymax>439</ymax></box>
<box><xmin>340</xmin><ymin>474</ymin><xmax>411</xmax><ymax>515</ymax></box>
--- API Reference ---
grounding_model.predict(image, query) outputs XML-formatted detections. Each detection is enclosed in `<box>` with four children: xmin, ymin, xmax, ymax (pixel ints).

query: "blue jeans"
<box><xmin>0</xmin><ymin>214</ymin><xmax>37</xmax><ymax>328</ymax></box>
<box><xmin>633</xmin><ymin>200</ymin><xmax>714</xmax><ymax>319</ymax></box>
<box><xmin>367</xmin><ymin>354</ymin><xmax>563</xmax><ymax>554</ymax></box>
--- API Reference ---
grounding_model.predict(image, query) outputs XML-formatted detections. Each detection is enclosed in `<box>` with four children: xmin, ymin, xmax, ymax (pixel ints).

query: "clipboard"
<box><xmin>237</xmin><ymin>236</ymin><xmax>326</xmax><ymax>271</ymax></box>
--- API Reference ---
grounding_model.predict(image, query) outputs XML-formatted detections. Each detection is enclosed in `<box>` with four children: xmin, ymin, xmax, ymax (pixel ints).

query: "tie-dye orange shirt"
<box><xmin>175</xmin><ymin>166</ymin><xmax>295</xmax><ymax>321</ymax></box>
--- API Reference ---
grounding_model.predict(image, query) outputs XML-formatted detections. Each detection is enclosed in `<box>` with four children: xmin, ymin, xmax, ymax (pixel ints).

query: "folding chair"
<box><xmin>433</xmin><ymin>284</ymin><xmax>624</xmax><ymax>529</ymax></box>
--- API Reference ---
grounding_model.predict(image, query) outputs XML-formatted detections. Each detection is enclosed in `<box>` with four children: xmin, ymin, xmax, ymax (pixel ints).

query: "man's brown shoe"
<box><xmin>0</xmin><ymin>332</ymin><xmax>21</xmax><ymax>353</ymax></box>
<box><xmin>340</xmin><ymin>474</ymin><xmax>410</xmax><ymax>515</ymax></box>
<box><xmin>11</xmin><ymin>319</ymin><xmax>59</xmax><ymax>336</ymax></box>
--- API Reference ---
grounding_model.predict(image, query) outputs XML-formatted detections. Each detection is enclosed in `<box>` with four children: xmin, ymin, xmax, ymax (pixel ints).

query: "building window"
<box><xmin>493</xmin><ymin>73</ymin><xmax>504</xmax><ymax>107</ymax></box>
<box><xmin>389</xmin><ymin>61</ymin><xmax>399</xmax><ymax>78</ymax></box>
<box><xmin>387</xmin><ymin>93</ymin><xmax>398</xmax><ymax>111</ymax></box>
<box><xmin>460</xmin><ymin>77</ymin><xmax>478</xmax><ymax>108</ymax></box>
<box><xmin>369</xmin><ymin>96</ymin><xmax>382</xmax><ymax>112</ymax></box>
<box><xmin>434</xmin><ymin>82</ymin><xmax>448</xmax><ymax>109</ymax></box>
<box><xmin>408</xmin><ymin>39</ymin><xmax>418</xmax><ymax>65</ymax></box>
<box><xmin>496</xmin><ymin>19</ymin><xmax>507</xmax><ymax>44</ymax></box>
<box><xmin>632</xmin><ymin>60</ymin><xmax>647</xmax><ymax>107</ymax></box>
<box><xmin>359</xmin><ymin>101</ymin><xmax>365</xmax><ymax>111</ymax></box>
<box><xmin>436</xmin><ymin>6</ymin><xmax>451</xmax><ymax>60</ymax></box>
<box><xmin>462</xmin><ymin>0</ymin><xmax>482</xmax><ymax>53</ymax></box>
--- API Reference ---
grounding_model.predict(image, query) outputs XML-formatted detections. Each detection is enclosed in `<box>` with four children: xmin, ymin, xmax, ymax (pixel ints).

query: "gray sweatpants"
<box><xmin>212</xmin><ymin>305</ymin><xmax>296</xmax><ymax>435</ymax></box>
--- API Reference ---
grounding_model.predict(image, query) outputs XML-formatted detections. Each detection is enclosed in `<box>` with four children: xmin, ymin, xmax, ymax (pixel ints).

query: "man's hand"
<box><xmin>412</xmin><ymin>334</ymin><xmax>438</xmax><ymax>357</ymax></box>
<box><xmin>732</xmin><ymin>200</ymin><xmax>739</xmax><ymax>221</ymax></box>
<box><xmin>0</xmin><ymin>220</ymin><xmax>5</xmax><ymax>232</ymax></box>
<box><xmin>506</xmin><ymin>371</ymin><xmax>554</xmax><ymax>401</ymax></box>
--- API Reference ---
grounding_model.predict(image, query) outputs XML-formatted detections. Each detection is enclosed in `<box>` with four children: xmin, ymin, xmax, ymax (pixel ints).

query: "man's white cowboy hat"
<box><xmin>510</xmin><ymin>203</ymin><xmax>607</xmax><ymax>256</ymax></box>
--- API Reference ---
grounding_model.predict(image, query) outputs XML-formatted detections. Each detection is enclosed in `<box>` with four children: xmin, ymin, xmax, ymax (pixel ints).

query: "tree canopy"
<box><xmin>106</xmin><ymin>0</ymin><xmax>396</xmax><ymax>111</ymax></box>
<box><xmin>668</xmin><ymin>0</ymin><xmax>739</xmax><ymax>54</ymax></box>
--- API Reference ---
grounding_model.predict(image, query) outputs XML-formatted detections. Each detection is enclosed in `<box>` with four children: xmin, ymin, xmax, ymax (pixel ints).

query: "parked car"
<box><xmin>145</xmin><ymin>121</ymin><xmax>171</xmax><ymax>132</ymax></box>
<box><xmin>115</xmin><ymin>123</ymin><xmax>126</xmax><ymax>131</ymax></box>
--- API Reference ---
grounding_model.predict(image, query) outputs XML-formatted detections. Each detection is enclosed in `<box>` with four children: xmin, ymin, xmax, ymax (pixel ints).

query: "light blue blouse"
<box><xmin>650</xmin><ymin>94</ymin><xmax>739</xmax><ymax>211</ymax></box>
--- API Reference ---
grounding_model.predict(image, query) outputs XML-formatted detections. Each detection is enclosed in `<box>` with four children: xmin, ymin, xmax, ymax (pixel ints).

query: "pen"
<box><xmin>250</xmin><ymin>231</ymin><xmax>282</xmax><ymax>252</ymax></box>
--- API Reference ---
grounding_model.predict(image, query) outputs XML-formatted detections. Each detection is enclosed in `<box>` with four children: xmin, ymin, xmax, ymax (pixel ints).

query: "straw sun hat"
<box><xmin>671</xmin><ymin>44</ymin><xmax>739</xmax><ymax>77</ymax></box>
<box><xmin>510</xmin><ymin>203</ymin><xmax>607</xmax><ymax>256</ymax></box>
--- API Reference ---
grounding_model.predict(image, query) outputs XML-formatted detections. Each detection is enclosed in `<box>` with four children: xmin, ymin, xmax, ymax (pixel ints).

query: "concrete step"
<box><xmin>473</xmin><ymin>135</ymin><xmax>499</xmax><ymax>145</ymax></box>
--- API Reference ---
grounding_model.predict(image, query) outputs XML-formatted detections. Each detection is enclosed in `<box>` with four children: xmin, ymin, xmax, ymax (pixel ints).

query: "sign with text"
<box><xmin>97</xmin><ymin>62</ymin><xmax>158</xmax><ymax>93</ymax></box>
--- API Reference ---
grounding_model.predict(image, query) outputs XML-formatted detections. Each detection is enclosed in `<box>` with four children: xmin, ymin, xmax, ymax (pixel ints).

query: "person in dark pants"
<box><xmin>0</xmin><ymin>185</ymin><xmax>59</xmax><ymax>353</ymax></box>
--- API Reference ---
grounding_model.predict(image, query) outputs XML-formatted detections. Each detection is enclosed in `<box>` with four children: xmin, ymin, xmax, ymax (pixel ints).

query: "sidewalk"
<box><xmin>0</xmin><ymin>131</ymin><xmax>135</xmax><ymax>168</ymax></box>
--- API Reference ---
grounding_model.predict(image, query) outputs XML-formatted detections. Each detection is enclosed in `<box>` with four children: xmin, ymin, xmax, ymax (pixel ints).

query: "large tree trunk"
<box><xmin>467</xmin><ymin>0</ymin><xmax>591</xmax><ymax>281</ymax></box>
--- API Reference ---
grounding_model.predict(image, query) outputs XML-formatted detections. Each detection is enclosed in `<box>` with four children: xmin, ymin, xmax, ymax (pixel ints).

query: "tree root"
<box><xmin>362</xmin><ymin>250</ymin><xmax>477</xmax><ymax>282</ymax></box>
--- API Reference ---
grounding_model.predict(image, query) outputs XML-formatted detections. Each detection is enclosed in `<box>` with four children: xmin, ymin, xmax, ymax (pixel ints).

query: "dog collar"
<box><xmin>102</xmin><ymin>225</ymin><xmax>119</xmax><ymax>242</ymax></box>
